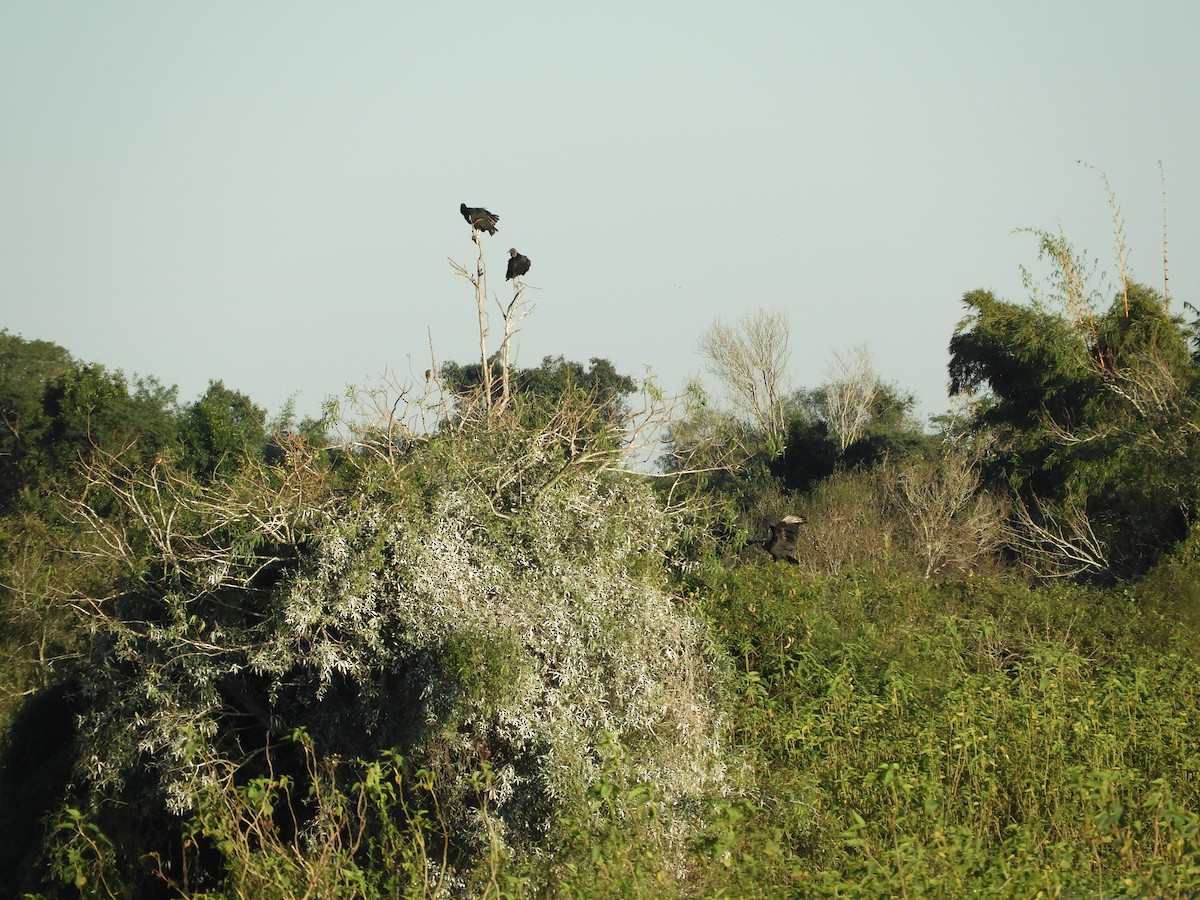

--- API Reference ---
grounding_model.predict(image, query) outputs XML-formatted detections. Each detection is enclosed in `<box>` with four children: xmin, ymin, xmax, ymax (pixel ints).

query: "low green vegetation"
<box><xmin>3</xmin><ymin>207</ymin><xmax>1200</xmax><ymax>897</ymax></box>
<box><xmin>686</xmin><ymin>563</ymin><xmax>1200</xmax><ymax>897</ymax></box>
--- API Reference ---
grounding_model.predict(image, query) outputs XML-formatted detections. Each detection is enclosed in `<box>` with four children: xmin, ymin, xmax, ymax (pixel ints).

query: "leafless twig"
<box><xmin>1005</xmin><ymin>494</ymin><xmax>1109</xmax><ymax>579</ymax></box>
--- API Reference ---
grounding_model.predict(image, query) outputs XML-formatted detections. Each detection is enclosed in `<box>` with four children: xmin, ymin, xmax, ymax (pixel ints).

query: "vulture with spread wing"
<box><xmin>460</xmin><ymin>203</ymin><xmax>499</xmax><ymax>235</ymax></box>
<box><xmin>750</xmin><ymin>515</ymin><xmax>806</xmax><ymax>564</ymax></box>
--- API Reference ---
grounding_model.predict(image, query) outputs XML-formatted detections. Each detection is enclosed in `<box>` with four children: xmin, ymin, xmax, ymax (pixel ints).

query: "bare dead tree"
<box><xmin>448</xmin><ymin>230</ymin><xmax>494</xmax><ymax>414</ymax></box>
<box><xmin>817</xmin><ymin>344</ymin><xmax>880</xmax><ymax>453</ymax></box>
<box><xmin>697</xmin><ymin>310</ymin><xmax>791</xmax><ymax>451</ymax></box>
<box><xmin>470</xmin><ymin>230</ymin><xmax>492</xmax><ymax>410</ymax></box>
<box><xmin>448</xmin><ymin>232</ymin><xmax>538</xmax><ymax>418</ymax></box>
<box><xmin>495</xmin><ymin>271</ymin><xmax>536</xmax><ymax>415</ymax></box>
<box><xmin>889</xmin><ymin>452</ymin><xmax>1004</xmax><ymax>578</ymax></box>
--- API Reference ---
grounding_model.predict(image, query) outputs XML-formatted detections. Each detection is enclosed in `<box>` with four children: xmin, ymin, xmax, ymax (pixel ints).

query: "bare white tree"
<box><xmin>448</xmin><ymin>231</ymin><xmax>536</xmax><ymax>417</ymax></box>
<box><xmin>818</xmin><ymin>344</ymin><xmax>880</xmax><ymax>452</ymax></box>
<box><xmin>697</xmin><ymin>309</ymin><xmax>791</xmax><ymax>450</ymax></box>
<box><xmin>889</xmin><ymin>452</ymin><xmax>1004</xmax><ymax>578</ymax></box>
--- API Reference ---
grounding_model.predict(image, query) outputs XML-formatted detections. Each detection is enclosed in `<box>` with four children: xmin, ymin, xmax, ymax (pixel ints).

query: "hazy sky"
<box><xmin>3</xmin><ymin>2</ymin><xmax>1197</xmax><ymax>424</ymax></box>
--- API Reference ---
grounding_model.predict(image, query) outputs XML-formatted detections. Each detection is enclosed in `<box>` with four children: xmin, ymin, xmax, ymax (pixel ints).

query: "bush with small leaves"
<box><xmin>48</xmin><ymin>394</ymin><xmax>729</xmax><ymax>892</ymax></box>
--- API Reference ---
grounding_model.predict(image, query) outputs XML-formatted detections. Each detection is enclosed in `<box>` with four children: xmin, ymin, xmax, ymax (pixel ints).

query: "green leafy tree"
<box><xmin>176</xmin><ymin>379</ymin><xmax>270</xmax><ymax>478</ymax></box>
<box><xmin>441</xmin><ymin>355</ymin><xmax>639</xmax><ymax>461</ymax></box>
<box><xmin>7</xmin><ymin>361</ymin><xmax>175</xmax><ymax>524</ymax></box>
<box><xmin>442</xmin><ymin>355</ymin><xmax>636</xmax><ymax>421</ymax></box>
<box><xmin>0</xmin><ymin>332</ymin><xmax>76</xmax><ymax>514</ymax></box>
<box><xmin>773</xmin><ymin>382</ymin><xmax>926</xmax><ymax>494</ymax></box>
<box><xmin>46</xmin><ymin>364</ymin><xmax>174</xmax><ymax>461</ymax></box>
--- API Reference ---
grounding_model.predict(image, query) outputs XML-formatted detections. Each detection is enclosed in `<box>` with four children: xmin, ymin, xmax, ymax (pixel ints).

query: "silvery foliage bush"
<box><xmin>256</xmin><ymin>437</ymin><xmax>729</xmax><ymax>851</ymax></box>
<box><xmin>71</xmin><ymin>420</ymin><xmax>729</xmax><ymax>858</ymax></box>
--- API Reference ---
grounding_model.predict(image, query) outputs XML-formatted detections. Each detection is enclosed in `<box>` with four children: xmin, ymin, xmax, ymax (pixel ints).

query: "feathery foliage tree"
<box><xmin>950</xmin><ymin>249</ymin><xmax>1199</xmax><ymax>577</ymax></box>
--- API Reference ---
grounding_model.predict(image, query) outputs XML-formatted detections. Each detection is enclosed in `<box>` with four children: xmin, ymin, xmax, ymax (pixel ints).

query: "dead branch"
<box><xmin>698</xmin><ymin>310</ymin><xmax>791</xmax><ymax>448</ymax></box>
<box><xmin>1005</xmin><ymin>494</ymin><xmax>1109</xmax><ymax>579</ymax></box>
<box><xmin>819</xmin><ymin>344</ymin><xmax>880</xmax><ymax>452</ymax></box>
<box><xmin>63</xmin><ymin>440</ymin><xmax>339</xmax><ymax>603</ymax></box>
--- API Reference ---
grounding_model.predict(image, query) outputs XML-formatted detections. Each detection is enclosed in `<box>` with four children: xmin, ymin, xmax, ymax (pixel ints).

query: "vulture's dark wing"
<box><xmin>506</xmin><ymin>248</ymin><xmax>531</xmax><ymax>281</ymax></box>
<box><xmin>460</xmin><ymin>202</ymin><xmax>499</xmax><ymax>235</ymax></box>
<box><xmin>763</xmin><ymin>514</ymin><xmax>806</xmax><ymax>563</ymax></box>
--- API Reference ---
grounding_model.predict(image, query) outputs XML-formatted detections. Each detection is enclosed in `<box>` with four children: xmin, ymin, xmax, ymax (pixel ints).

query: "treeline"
<box><xmin>672</xmin><ymin>244</ymin><xmax>1200</xmax><ymax>585</ymax></box>
<box><xmin>0</xmin><ymin>333</ymin><xmax>326</xmax><ymax>728</ymax></box>
<box><xmin>0</xmin><ymin>332</ymin><xmax>328</xmax><ymax>513</ymax></box>
<box><xmin>1</xmin><ymin>221</ymin><xmax>1200</xmax><ymax>896</ymax></box>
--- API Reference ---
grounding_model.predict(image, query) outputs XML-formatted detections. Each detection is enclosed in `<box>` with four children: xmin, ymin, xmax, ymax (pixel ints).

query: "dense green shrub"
<box><xmin>951</xmin><ymin>279</ymin><xmax>1200</xmax><ymax>578</ymax></box>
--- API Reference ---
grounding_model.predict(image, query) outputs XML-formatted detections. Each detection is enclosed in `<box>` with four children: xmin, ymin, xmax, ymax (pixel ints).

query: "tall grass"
<box><xmin>689</xmin><ymin>564</ymin><xmax>1200</xmax><ymax>897</ymax></box>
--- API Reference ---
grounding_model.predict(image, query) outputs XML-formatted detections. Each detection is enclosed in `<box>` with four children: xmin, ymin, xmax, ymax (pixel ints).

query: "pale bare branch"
<box><xmin>698</xmin><ymin>309</ymin><xmax>790</xmax><ymax>449</ymax></box>
<box><xmin>889</xmin><ymin>452</ymin><xmax>1003</xmax><ymax>578</ymax></box>
<box><xmin>1005</xmin><ymin>494</ymin><xmax>1109</xmax><ymax>579</ymax></box>
<box><xmin>1160</xmin><ymin>160</ymin><xmax>1171</xmax><ymax>309</ymax></box>
<box><xmin>818</xmin><ymin>344</ymin><xmax>879</xmax><ymax>453</ymax></box>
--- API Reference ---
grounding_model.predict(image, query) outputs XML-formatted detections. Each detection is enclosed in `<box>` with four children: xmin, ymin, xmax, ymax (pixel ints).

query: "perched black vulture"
<box><xmin>750</xmin><ymin>515</ymin><xmax>806</xmax><ymax>564</ymax></box>
<box><xmin>506</xmin><ymin>248</ymin><xmax>531</xmax><ymax>281</ymax></box>
<box><xmin>460</xmin><ymin>202</ymin><xmax>499</xmax><ymax>235</ymax></box>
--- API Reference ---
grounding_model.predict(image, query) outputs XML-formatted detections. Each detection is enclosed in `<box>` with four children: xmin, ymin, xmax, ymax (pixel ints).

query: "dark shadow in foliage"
<box><xmin>0</xmin><ymin>680</ymin><xmax>80</xmax><ymax>898</ymax></box>
<box><xmin>770</xmin><ymin>385</ymin><xmax>927</xmax><ymax>494</ymax></box>
<box><xmin>771</xmin><ymin>417</ymin><xmax>838</xmax><ymax>493</ymax></box>
<box><xmin>841</xmin><ymin>428</ymin><xmax>928</xmax><ymax>471</ymax></box>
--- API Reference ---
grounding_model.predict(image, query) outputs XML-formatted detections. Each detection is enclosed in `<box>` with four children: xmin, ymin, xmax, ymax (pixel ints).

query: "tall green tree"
<box><xmin>950</xmin><ymin>281</ymin><xmax>1199</xmax><ymax>576</ymax></box>
<box><xmin>10</xmin><ymin>361</ymin><xmax>177</xmax><ymax>518</ymax></box>
<box><xmin>0</xmin><ymin>332</ymin><xmax>76</xmax><ymax>513</ymax></box>
<box><xmin>442</xmin><ymin>354</ymin><xmax>638</xmax><ymax>430</ymax></box>
<box><xmin>176</xmin><ymin>380</ymin><xmax>270</xmax><ymax>478</ymax></box>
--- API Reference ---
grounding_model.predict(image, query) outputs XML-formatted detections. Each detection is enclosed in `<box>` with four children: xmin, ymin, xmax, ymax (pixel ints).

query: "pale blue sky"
<box><xmin>2</xmin><ymin>2</ymin><xmax>1197</xmax><ymax>422</ymax></box>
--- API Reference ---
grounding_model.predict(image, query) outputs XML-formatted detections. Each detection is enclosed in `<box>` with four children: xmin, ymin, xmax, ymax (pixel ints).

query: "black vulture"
<box><xmin>506</xmin><ymin>248</ymin><xmax>531</xmax><ymax>281</ymax></box>
<box><xmin>750</xmin><ymin>515</ymin><xmax>806</xmax><ymax>564</ymax></box>
<box><xmin>460</xmin><ymin>202</ymin><xmax>499</xmax><ymax>235</ymax></box>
